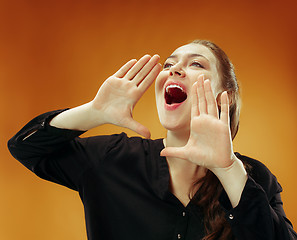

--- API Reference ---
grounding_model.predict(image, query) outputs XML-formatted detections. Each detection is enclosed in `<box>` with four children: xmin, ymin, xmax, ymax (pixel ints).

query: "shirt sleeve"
<box><xmin>219</xmin><ymin>156</ymin><xmax>297</xmax><ymax>240</ymax></box>
<box><xmin>7</xmin><ymin>109</ymin><xmax>110</xmax><ymax>191</ymax></box>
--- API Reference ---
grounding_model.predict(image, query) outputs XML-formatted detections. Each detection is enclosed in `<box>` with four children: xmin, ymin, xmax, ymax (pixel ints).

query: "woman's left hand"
<box><xmin>160</xmin><ymin>75</ymin><xmax>236</xmax><ymax>172</ymax></box>
<box><xmin>161</xmin><ymin>75</ymin><xmax>248</xmax><ymax>207</ymax></box>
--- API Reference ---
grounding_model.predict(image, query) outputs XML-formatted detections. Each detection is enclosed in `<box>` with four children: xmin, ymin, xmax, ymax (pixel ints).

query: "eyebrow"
<box><xmin>167</xmin><ymin>53</ymin><xmax>209</xmax><ymax>61</ymax></box>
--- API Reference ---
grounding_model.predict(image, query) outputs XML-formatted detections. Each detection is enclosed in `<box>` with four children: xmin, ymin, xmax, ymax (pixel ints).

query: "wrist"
<box><xmin>50</xmin><ymin>102</ymin><xmax>106</xmax><ymax>131</ymax></box>
<box><xmin>210</xmin><ymin>154</ymin><xmax>243</xmax><ymax>176</ymax></box>
<box><xmin>211</xmin><ymin>155</ymin><xmax>248</xmax><ymax>208</ymax></box>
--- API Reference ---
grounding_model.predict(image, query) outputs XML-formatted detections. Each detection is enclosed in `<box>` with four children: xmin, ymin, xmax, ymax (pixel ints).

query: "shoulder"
<box><xmin>85</xmin><ymin>133</ymin><xmax>163</xmax><ymax>160</ymax></box>
<box><xmin>96</xmin><ymin>133</ymin><xmax>162</xmax><ymax>153</ymax></box>
<box><xmin>235</xmin><ymin>152</ymin><xmax>283</xmax><ymax>199</ymax></box>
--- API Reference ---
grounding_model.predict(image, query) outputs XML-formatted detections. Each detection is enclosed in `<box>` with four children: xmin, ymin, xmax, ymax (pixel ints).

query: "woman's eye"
<box><xmin>163</xmin><ymin>63</ymin><xmax>173</xmax><ymax>69</ymax></box>
<box><xmin>191</xmin><ymin>62</ymin><xmax>204</xmax><ymax>68</ymax></box>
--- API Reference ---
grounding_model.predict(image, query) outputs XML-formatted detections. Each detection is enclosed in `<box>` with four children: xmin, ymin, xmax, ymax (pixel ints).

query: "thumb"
<box><xmin>123</xmin><ymin>118</ymin><xmax>151</xmax><ymax>139</ymax></box>
<box><xmin>160</xmin><ymin>147</ymin><xmax>187</xmax><ymax>160</ymax></box>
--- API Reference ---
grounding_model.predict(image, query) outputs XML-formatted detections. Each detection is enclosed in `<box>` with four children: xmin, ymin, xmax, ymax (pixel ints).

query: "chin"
<box><xmin>158</xmin><ymin>114</ymin><xmax>190</xmax><ymax>133</ymax></box>
<box><xmin>156</xmin><ymin>101</ymin><xmax>190</xmax><ymax>132</ymax></box>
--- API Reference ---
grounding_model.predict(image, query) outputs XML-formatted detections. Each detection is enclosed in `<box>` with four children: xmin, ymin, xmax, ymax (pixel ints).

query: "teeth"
<box><xmin>166</xmin><ymin>84</ymin><xmax>184</xmax><ymax>93</ymax></box>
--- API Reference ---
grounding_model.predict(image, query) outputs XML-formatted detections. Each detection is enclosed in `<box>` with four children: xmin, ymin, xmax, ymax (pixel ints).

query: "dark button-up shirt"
<box><xmin>7</xmin><ymin>109</ymin><xmax>297</xmax><ymax>240</ymax></box>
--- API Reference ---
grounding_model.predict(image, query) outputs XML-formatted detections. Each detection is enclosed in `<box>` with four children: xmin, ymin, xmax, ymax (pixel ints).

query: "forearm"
<box><xmin>50</xmin><ymin>101</ymin><xmax>105</xmax><ymax>131</ymax></box>
<box><xmin>8</xmin><ymin>109</ymin><xmax>85</xmax><ymax>165</ymax></box>
<box><xmin>212</xmin><ymin>156</ymin><xmax>248</xmax><ymax>208</ymax></box>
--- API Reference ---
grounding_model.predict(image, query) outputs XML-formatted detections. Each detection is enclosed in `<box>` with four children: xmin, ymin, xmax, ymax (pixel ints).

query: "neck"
<box><xmin>164</xmin><ymin>129</ymin><xmax>206</xmax><ymax>180</ymax></box>
<box><xmin>165</xmin><ymin>128</ymin><xmax>190</xmax><ymax>148</ymax></box>
<box><xmin>164</xmin><ymin>129</ymin><xmax>206</xmax><ymax>203</ymax></box>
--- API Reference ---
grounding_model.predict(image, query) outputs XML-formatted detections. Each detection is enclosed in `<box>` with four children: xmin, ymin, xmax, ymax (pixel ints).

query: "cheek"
<box><xmin>190</xmin><ymin>70</ymin><xmax>211</xmax><ymax>83</ymax></box>
<box><xmin>196</xmin><ymin>71</ymin><xmax>221</xmax><ymax>97</ymax></box>
<box><xmin>210</xmin><ymin>77</ymin><xmax>222</xmax><ymax>98</ymax></box>
<box><xmin>155</xmin><ymin>71</ymin><xmax>168</xmax><ymax>94</ymax></box>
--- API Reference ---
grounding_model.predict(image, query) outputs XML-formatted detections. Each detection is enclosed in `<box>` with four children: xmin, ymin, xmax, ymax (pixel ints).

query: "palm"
<box><xmin>92</xmin><ymin>55</ymin><xmax>161</xmax><ymax>138</ymax></box>
<box><xmin>184</xmin><ymin>114</ymin><xmax>232</xmax><ymax>169</ymax></box>
<box><xmin>94</xmin><ymin>75</ymin><xmax>141</xmax><ymax>126</ymax></box>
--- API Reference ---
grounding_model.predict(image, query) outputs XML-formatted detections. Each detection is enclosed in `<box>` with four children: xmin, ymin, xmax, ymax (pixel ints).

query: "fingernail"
<box><xmin>152</xmin><ymin>54</ymin><xmax>160</xmax><ymax>59</ymax></box>
<box><xmin>198</xmin><ymin>74</ymin><xmax>205</xmax><ymax>80</ymax></box>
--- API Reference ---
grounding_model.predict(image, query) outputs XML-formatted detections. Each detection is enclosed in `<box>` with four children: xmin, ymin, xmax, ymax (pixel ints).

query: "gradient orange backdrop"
<box><xmin>1</xmin><ymin>0</ymin><xmax>296</xmax><ymax>239</ymax></box>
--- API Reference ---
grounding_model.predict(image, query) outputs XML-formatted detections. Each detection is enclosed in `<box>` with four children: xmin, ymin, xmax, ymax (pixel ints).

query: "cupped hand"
<box><xmin>161</xmin><ymin>75</ymin><xmax>236</xmax><ymax>171</ymax></box>
<box><xmin>91</xmin><ymin>55</ymin><xmax>162</xmax><ymax>138</ymax></box>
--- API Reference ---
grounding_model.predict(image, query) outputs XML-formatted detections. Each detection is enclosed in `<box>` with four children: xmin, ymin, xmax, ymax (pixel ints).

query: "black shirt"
<box><xmin>7</xmin><ymin>109</ymin><xmax>297</xmax><ymax>240</ymax></box>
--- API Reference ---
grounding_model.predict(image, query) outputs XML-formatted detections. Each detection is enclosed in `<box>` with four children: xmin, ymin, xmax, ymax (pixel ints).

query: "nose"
<box><xmin>169</xmin><ymin>64</ymin><xmax>185</xmax><ymax>78</ymax></box>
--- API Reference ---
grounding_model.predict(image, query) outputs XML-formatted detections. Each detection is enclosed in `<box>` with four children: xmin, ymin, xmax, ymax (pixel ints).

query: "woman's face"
<box><xmin>155</xmin><ymin>43</ymin><xmax>222</xmax><ymax>133</ymax></box>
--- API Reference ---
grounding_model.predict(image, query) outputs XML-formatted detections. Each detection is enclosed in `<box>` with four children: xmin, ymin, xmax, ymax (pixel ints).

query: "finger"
<box><xmin>138</xmin><ymin>63</ymin><xmax>162</xmax><ymax>92</ymax></box>
<box><xmin>160</xmin><ymin>147</ymin><xmax>187</xmax><ymax>160</ymax></box>
<box><xmin>125</xmin><ymin>55</ymin><xmax>151</xmax><ymax>80</ymax></box>
<box><xmin>114</xmin><ymin>59</ymin><xmax>137</xmax><ymax>78</ymax></box>
<box><xmin>197</xmin><ymin>75</ymin><xmax>207</xmax><ymax>114</ymax></box>
<box><xmin>220</xmin><ymin>91</ymin><xmax>230</xmax><ymax>125</ymax></box>
<box><xmin>191</xmin><ymin>81</ymin><xmax>199</xmax><ymax>119</ymax></box>
<box><xmin>204</xmin><ymin>79</ymin><xmax>219</xmax><ymax>118</ymax></box>
<box><xmin>132</xmin><ymin>54</ymin><xmax>160</xmax><ymax>86</ymax></box>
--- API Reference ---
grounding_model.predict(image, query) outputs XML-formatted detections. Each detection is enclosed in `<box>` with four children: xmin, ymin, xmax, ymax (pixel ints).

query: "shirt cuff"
<box><xmin>14</xmin><ymin>109</ymin><xmax>86</xmax><ymax>142</ymax></box>
<box><xmin>219</xmin><ymin>175</ymin><xmax>269</xmax><ymax>226</ymax></box>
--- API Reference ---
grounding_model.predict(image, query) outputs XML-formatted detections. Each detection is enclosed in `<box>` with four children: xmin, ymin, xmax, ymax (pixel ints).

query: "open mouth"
<box><xmin>165</xmin><ymin>84</ymin><xmax>187</xmax><ymax>105</ymax></box>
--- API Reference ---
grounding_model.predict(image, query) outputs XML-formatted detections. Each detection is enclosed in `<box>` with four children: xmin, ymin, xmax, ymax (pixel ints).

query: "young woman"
<box><xmin>8</xmin><ymin>40</ymin><xmax>297</xmax><ymax>240</ymax></box>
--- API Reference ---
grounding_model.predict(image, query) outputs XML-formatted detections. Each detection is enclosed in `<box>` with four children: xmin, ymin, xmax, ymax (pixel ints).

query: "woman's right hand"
<box><xmin>50</xmin><ymin>55</ymin><xmax>161</xmax><ymax>137</ymax></box>
<box><xmin>90</xmin><ymin>54</ymin><xmax>161</xmax><ymax>138</ymax></box>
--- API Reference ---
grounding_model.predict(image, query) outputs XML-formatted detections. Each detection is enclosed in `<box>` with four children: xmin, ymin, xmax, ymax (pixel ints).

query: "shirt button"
<box><xmin>182</xmin><ymin>211</ymin><xmax>186</xmax><ymax>217</ymax></box>
<box><xmin>177</xmin><ymin>233</ymin><xmax>181</xmax><ymax>239</ymax></box>
<box><xmin>229</xmin><ymin>213</ymin><xmax>234</xmax><ymax>220</ymax></box>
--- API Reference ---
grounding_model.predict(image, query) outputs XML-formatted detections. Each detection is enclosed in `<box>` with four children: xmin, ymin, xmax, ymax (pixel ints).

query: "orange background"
<box><xmin>1</xmin><ymin>0</ymin><xmax>296</xmax><ymax>239</ymax></box>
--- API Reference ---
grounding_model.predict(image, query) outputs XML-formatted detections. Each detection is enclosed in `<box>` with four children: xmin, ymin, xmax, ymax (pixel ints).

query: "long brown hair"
<box><xmin>191</xmin><ymin>39</ymin><xmax>241</xmax><ymax>240</ymax></box>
